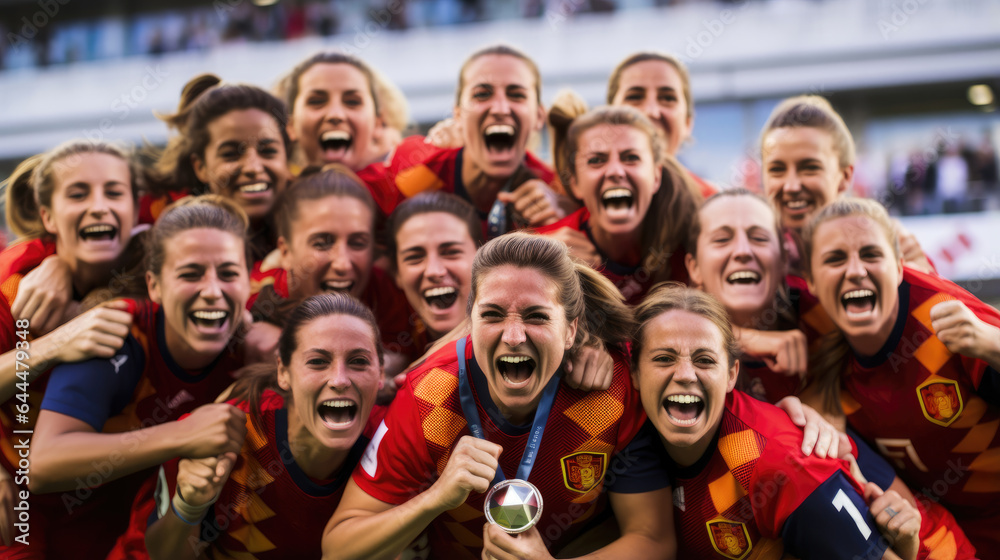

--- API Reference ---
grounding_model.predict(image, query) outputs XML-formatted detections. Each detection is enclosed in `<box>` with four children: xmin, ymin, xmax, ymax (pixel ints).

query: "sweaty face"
<box><xmin>289</xmin><ymin>63</ymin><xmax>380</xmax><ymax>170</ymax></box>
<box><xmin>611</xmin><ymin>60</ymin><xmax>692</xmax><ymax>156</ymax></box>
<box><xmin>278</xmin><ymin>314</ymin><xmax>382</xmax><ymax>455</ymax></box>
<box><xmin>763</xmin><ymin>127</ymin><xmax>852</xmax><ymax>232</ymax></box>
<box><xmin>570</xmin><ymin>124</ymin><xmax>661</xmax><ymax>238</ymax></box>
<box><xmin>634</xmin><ymin>309</ymin><xmax>738</xmax><ymax>467</ymax></box>
<box><xmin>394</xmin><ymin>212</ymin><xmax>476</xmax><ymax>340</ymax></box>
<box><xmin>194</xmin><ymin>108</ymin><xmax>291</xmax><ymax>221</ymax></box>
<box><xmin>280</xmin><ymin>195</ymin><xmax>374</xmax><ymax>301</ymax></box>
<box><xmin>687</xmin><ymin>196</ymin><xmax>783</xmax><ymax>325</ymax></box>
<box><xmin>41</xmin><ymin>152</ymin><xmax>135</xmax><ymax>267</ymax></box>
<box><xmin>147</xmin><ymin>228</ymin><xmax>250</xmax><ymax>369</ymax></box>
<box><xmin>807</xmin><ymin>215</ymin><xmax>903</xmax><ymax>357</ymax></box>
<box><xmin>455</xmin><ymin>54</ymin><xmax>544</xmax><ymax>180</ymax></box>
<box><xmin>471</xmin><ymin>266</ymin><xmax>577</xmax><ymax>424</ymax></box>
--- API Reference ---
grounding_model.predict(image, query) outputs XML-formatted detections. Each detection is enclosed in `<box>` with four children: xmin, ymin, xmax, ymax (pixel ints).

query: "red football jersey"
<box><xmin>353</xmin><ymin>336</ymin><xmax>647</xmax><ymax>558</ymax></box>
<box><xmin>841</xmin><ymin>267</ymin><xmax>1000</xmax><ymax>549</ymax></box>
<box><xmin>138</xmin><ymin>190</ymin><xmax>190</xmax><ymax>225</ymax></box>
<box><xmin>669</xmin><ymin>391</ymin><xmax>867</xmax><ymax>559</ymax></box>
<box><xmin>33</xmin><ymin>299</ymin><xmax>244</xmax><ymax>560</ymax></box>
<box><xmin>535</xmin><ymin>208</ymin><xmax>688</xmax><ymax>305</ymax></box>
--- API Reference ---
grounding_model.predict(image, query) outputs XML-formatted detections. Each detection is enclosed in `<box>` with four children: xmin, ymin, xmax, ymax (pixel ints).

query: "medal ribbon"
<box><xmin>456</xmin><ymin>337</ymin><xmax>559</xmax><ymax>486</ymax></box>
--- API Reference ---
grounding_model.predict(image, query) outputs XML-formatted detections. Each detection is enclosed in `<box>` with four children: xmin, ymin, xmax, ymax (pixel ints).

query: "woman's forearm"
<box><xmin>145</xmin><ymin>508</ymin><xmax>206</xmax><ymax>560</ymax></box>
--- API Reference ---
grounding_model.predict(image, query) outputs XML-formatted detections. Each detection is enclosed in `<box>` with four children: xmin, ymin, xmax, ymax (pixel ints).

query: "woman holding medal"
<box><xmin>324</xmin><ymin>232</ymin><xmax>675</xmax><ymax>560</ymax></box>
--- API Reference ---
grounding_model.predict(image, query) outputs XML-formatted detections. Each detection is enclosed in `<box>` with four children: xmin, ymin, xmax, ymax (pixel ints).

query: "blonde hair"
<box><xmin>145</xmin><ymin>194</ymin><xmax>250</xmax><ymax>276</ymax></box>
<box><xmin>760</xmin><ymin>95</ymin><xmax>855</xmax><ymax>170</ymax></box>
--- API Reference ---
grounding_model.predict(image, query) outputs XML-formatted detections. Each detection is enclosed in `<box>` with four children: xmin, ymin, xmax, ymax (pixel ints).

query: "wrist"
<box><xmin>171</xmin><ymin>488</ymin><xmax>216</xmax><ymax>525</ymax></box>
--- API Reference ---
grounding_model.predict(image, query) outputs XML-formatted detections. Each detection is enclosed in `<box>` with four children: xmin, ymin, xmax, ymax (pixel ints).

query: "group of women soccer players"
<box><xmin>0</xmin><ymin>42</ymin><xmax>996</xmax><ymax>560</ymax></box>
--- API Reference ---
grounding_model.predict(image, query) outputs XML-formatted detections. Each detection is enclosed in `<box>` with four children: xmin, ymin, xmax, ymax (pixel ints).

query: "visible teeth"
<box><xmin>192</xmin><ymin>310</ymin><xmax>227</xmax><ymax>320</ymax></box>
<box><xmin>322</xmin><ymin>131</ymin><xmax>351</xmax><ymax>142</ymax></box>
<box><xmin>321</xmin><ymin>400</ymin><xmax>355</xmax><ymax>408</ymax></box>
<box><xmin>666</xmin><ymin>395</ymin><xmax>702</xmax><ymax>404</ymax></box>
<box><xmin>843</xmin><ymin>289</ymin><xmax>875</xmax><ymax>300</ymax></box>
<box><xmin>82</xmin><ymin>225</ymin><xmax>114</xmax><ymax>234</ymax></box>
<box><xmin>786</xmin><ymin>199</ymin><xmax>808</xmax><ymax>209</ymax></box>
<box><xmin>485</xmin><ymin>124</ymin><xmax>515</xmax><ymax>136</ymax></box>
<box><xmin>323</xmin><ymin>280</ymin><xmax>352</xmax><ymax>290</ymax></box>
<box><xmin>602</xmin><ymin>188</ymin><xmax>632</xmax><ymax>201</ymax></box>
<box><xmin>240</xmin><ymin>182</ymin><xmax>268</xmax><ymax>193</ymax></box>
<box><xmin>727</xmin><ymin>271</ymin><xmax>761</xmax><ymax>282</ymax></box>
<box><xmin>423</xmin><ymin>286</ymin><xmax>457</xmax><ymax>298</ymax></box>
<box><xmin>499</xmin><ymin>356</ymin><xmax>531</xmax><ymax>364</ymax></box>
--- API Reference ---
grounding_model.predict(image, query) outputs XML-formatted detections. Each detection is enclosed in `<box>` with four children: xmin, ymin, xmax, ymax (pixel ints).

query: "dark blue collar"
<box><xmin>275</xmin><ymin>407</ymin><xmax>364</xmax><ymax>497</ymax></box>
<box><xmin>580</xmin><ymin>217</ymin><xmax>640</xmax><ymax>275</ymax></box>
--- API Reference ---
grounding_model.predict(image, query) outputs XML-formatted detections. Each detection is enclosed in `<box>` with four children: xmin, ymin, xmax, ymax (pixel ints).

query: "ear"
<box><xmin>277</xmin><ymin>356</ymin><xmax>292</xmax><ymax>392</ymax></box>
<box><xmin>453</xmin><ymin>104</ymin><xmax>462</xmax><ymax>120</ymax></box>
<box><xmin>278</xmin><ymin>236</ymin><xmax>292</xmax><ymax>271</ymax></box>
<box><xmin>726</xmin><ymin>359</ymin><xmax>740</xmax><ymax>393</ymax></box>
<box><xmin>630</xmin><ymin>365</ymin><xmax>640</xmax><ymax>392</ymax></box>
<box><xmin>38</xmin><ymin>205</ymin><xmax>59</xmax><ymax>236</ymax></box>
<box><xmin>651</xmin><ymin>163</ymin><xmax>663</xmax><ymax>196</ymax></box>
<box><xmin>837</xmin><ymin>164</ymin><xmax>854</xmax><ymax>194</ymax></box>
<box><xmin>372</xmin><ymin>114</ymin><xmax>386</xmax><ymax>147</ymax></box>
<box><xmin>191</xmin><ymin>153</ymin><xmax>210</xmax><ymax>185</ymax></box>
<box><xmin>895</xmin><ymin>256</ymin><xmax>904</xmax><ymax>287</ymax></box>
<box><xmin>146</xmin><ymin>270</ymin><xmax>162</xmax><ymax>304</ymax></box>
<box><xmin>565</xmin><ymin>317</ymin><xmax>579</xmax><ymax>350</ymax></box>
<box><xmin>567</xmin><ymin>173</ymin><xmax>584</xmax><ymax>202</ymax></box>
<box><xmin>533</xmin><ymin>104</ymin><xmax>546</xmax><ymax>133</ymax></box>
<box><xmin>285</xmin><ymin>119</ymin><xmax>299</xmax><ymax>143</ymax></box>
<box><xmin>685</xmin><ymin>252</ymin><xmax>702</xmax><ymax>288</ymax></box>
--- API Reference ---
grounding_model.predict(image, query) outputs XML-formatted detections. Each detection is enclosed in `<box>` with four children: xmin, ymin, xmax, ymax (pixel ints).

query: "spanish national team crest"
<box><xmin>916</xmin><ymin>377</ymin><xmax>964</xmax><ymax>427</ymax></box>
<box><xmin>706</xmin><ymin>518</ymin><xmax>752</xmax><ymax>560</ymax></box>
<box><xmin>560</xmin><ymin>452</ymin><xmax>606</xmax><ymax>493</ymax></box>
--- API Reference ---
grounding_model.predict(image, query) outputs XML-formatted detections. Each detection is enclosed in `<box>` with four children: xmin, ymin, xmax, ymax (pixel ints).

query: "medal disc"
<box><xmin>483</xmin><ymin>479</ymin><xmax>543</xmax><ymax>534</ymax></box>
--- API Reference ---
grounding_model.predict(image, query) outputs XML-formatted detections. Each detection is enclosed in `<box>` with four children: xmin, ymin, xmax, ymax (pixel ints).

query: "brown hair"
<box><xmin>151</xmin><ymin>74</ymin><xmax>291</xmax><ymax>196</ymax></box>
<box><xmin>607</xmin><ymin>52</ymin><xmax>693</xmax><ymax>120</ymax></box>
<box><xmin>633</xmin><ymin>283</ymin><xmax>739</xmax><ymax>369</ymax></box>
<box><xmin>386</xmin><ymin>191</ymin><xmax>483</xmax><ymax>274</ymax></box>
<box><xmin>145</xmin><ymin>194</ymin><xmax>250</xmax><ymax>276</ymax></box>
<box><xmin>282</xmin><ymin>52</ymin><xmax>381</xmax><ymax>117</ymax></box>
<box><xmin>801</xmin><ymin>197</ymin><xmax>900</xmax><ymax>413</ymax></box>
<box><xmin>229</xmin><ymin>293</ymin><xmax>384</xmax><ymax>432</ymax></box>
<box><xmin>548</xmin><ymin>94</ymin><xmax>700</xmax><ymax>279</ymax></box>
<box><xmin>687</xmin><ymin>188</ymin><xmax>784</xmax><ymax>259</ymax></box>
<box><xmin>468</xmin><ymin>232</ymin><xmax>634</xmax><ymax>351</ymax></box>
<box><xmin>273</xmin><ymin>164</ymin><xmax>375</xmax><ymax>242</ymax></box>
<box><xmin>760</xmin><ymin>95</ymin><xmax>855</xmax><ymax>170</ymax></box>
<box><xmin>373</xmin><ymin>69</ymin><xmax>410</xmax><ymax>134</ymax></box>
<box><xmin>4</xmin><ymin>141</ymin><xmax>139</xmax><ymax>241</ymax></box>
<box><xmin>456</xmin><ymin>44</ymin><xmax>542</xmax><ymax>107</ymax></box>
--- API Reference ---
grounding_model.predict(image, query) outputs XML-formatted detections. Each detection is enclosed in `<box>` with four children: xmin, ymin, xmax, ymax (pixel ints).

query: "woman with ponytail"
<box><xmin>0</xmin><ymin>141</ymin><xmax>144</xmax><ymax>555</ymax></box>
<box><xmin>146</xmin><ymin>74</ymin><xmax>293</xmax><ymax>262</ymax></box>
<box><xmin>23</xmin><ymin>196</ymin><xmax>251</xmax><ymax>559</ymax></box>
<box><xmin>803</xmin><ymin>197</ymin><xmax>1000</xmax><ymax>552</ymax></box>
<box><xmin>325</xmin><ymin>232</ymin><xmax>675</xmax><ymax>560</ymax></box>
<box><xmin>539</xmin><ymin>97</ymin><xmax>699</xmax><ymax>304</ymax></box>
<box><xmin>145</xmin><ymin>293</ymin><xmax>385</xmax><ymax>559</ymax></box>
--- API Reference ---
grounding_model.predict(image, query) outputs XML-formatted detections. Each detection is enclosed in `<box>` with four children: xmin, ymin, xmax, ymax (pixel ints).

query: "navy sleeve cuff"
<box><xmin>604</xmin><ymin>421</ymin><xmax>671</xmax><ymax>494</ymax></box>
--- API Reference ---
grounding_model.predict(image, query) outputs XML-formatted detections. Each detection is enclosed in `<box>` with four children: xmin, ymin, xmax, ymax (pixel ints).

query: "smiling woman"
<box><xmin>323</xmin><ymin>232</ymin><xmax>676</xmax><ymax>560</ymax></box>
<box><xmin>802</xmin><ymin>198</ymin><xmax>1000</xmax><ymax>551</ymax></box>
<box><xmin>24</xmin><ymin>195</ymin><xmax>251</xmax><ymax>559</ymax></box>
<box><xmin>145</xmin><ymin>293</ymin><xmax>385</xmax><ymax>560</ymax></box>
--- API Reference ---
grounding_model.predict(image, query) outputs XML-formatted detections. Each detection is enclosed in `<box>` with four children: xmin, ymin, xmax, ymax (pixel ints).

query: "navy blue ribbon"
<box><xmin>456</xmin><ymin>337</ymin><xmax>559</xmax><ymax>486</ymax></box>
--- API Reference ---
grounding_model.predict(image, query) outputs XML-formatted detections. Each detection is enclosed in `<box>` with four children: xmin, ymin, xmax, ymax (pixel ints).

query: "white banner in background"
<box><xmin>900</xmin><ymin>211</ymin><xmax>1000</xmax><ymax>283</ymax></box>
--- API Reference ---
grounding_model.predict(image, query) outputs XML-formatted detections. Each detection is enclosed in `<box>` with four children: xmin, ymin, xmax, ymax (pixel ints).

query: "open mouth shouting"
<box><xmin>79</xmin><ymin>223</ymin><xmax>119</xmax><ymax>245</ymax></box>
<box><xmin>496</xmin><ymin>355</ymin><xmax>536</xmax><ymax>388</ymax></box>
<box><xmin>189</xmin><ymin>308</ymin><xmax>231</xmax><ymax>335</ymax></box>
<box><xmin>423</xmin><ymin>286</ymin><xmax>458</xmax><ymax>310</ymax></box>
<box><xmin>321</xmin><ymin>279</ymin><xmax>355</xmax><ymax>294</ymax></box>
<box><xmin>780</xmin><ymin>196</ymin><xmax>815</xmax><ymax>221</ymax></box>
<box><xmin>318</xmin><ymin>397</ymin><xmax>359</xmax><ymax>429</ymax></box>
<box><xmin>841</xmin><ymin>288</ymin><xmax>876</xmax><ymax>319</ymax></box>
<box><xmin>663</xmin><ymin>394</ymin><xmax>704</xmax><ymax>427</ymax></box>
<box><xmin>601</xmin><ymin>186</ymin><xmax>636</xmax><ymax>222</ymax></box>
<box><xmin>319</xmin><ymin>130</ymin><xmax>353</xmax><ymax>161</ymax></box>
<box><xmin>483</xmin><ymin>124</ymin><xmax>517</xmax><ymax>154</ymax></box>
<box><xmin>726</xmin><ymin>270</ymin><xmax>761</xmax><ymax>285</ymax></box>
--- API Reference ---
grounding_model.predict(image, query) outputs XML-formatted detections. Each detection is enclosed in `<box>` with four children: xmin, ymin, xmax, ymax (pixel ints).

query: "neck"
<box><xmin>461</xmin><ymin>155</ymin><xmax>506</xmax><ymax>214</ymax></box>
<box><xmin>590</xmin><ymin>224</ymin><xmax>643</xmax><ymax>266</ymax></box>
<box><xmin>846</xmin><ymin>297</ymin><xmax>900</xmax><ymax>357</ymax></box>
<box><xmin>163</xmin><ymin>329</ymin><xmax>218</xmax><ymax>371</ymax></box>
<box><xmin>736</xmin><ymin>294</ymin><xmax>778</xmax><ymax>330</ymax></box>
<box><xmin>661</xmin><ymin>421</ymin><xmax>720</xmax><ymax>468</ymax></box>
<box><xmin>56</xmin><ymin>249</ymin><xmax>107</xmax><ymax>297</ymax></box>
<box><xmin>287</xmin><ymin>414</ymin><xmax>349</xmax><ymax>480</ymax></box>
<box><xmin>486</xmin><ymin>383</ymin><xmax>535</xmax><ymax>426</ymax></box>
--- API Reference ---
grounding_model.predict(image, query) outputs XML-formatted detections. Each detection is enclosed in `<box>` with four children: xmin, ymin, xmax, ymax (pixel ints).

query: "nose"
<box><xmin>89</xmin><ymin>190</ymin><xmax>110</xmax><ymax>217</ymax></box>
<box><xmin>325</xmin><ymin>100</ymin><xmax>346</xmax><ymax>123</ymax></box>
<box><xmin>845</xmin><ymin>253</ymin><xmax>867</xmax><ymax>281</ymax></box>
<box><xmin>425</xmin><ymin>253</ymin><xmax>447</xmax><ymax>280</ymax></box>
<box><xmin>328</xmin><ymin>361</ymin><xmax>353</xmax><ymax>391</ymax></box>
<box><xmin>242</xmin><ymin>148</ymin><xmax>265</xmax><ymax>178</ymax></box>
<box><xmin>200</xmin><ymin>269</ymin><xmax>224</xmax><ymax>301</ymax></box>
<box><xmin>330</xmin><ymin>241</ymin><xmax>351</xmax><ymax>274</ymax></box>
<box><xmin>732</xmin><ymin>231</ymin><xmax>753</xmax><ymax>262</ymax></box>
<box><xmin>604</xmin><ymin>154</ymin><xmax>626</xmax><ymax>180</ymax></box>
<box><xmin>782</xmin><ymin>172</ymin><xmax>802</xmax><ymax>194</ymax></box>
<box><xmin>641</xmin><ymin>98</ymin><xmax>662</xmax><ymax>124</ymax></box>
<box><xmin>501</xmin><ymin>317</ymin><xmax>526</xmax><ymax>348</ymax></box>
<box><xmin>490</xmin><ymin>93</ymin><xmax>511</xmax><ymax>116</ymax></box>
<box><xmin>672</xmin><ymin>357</ymin><xmax>698</xmax><ymax>384</ymax></box>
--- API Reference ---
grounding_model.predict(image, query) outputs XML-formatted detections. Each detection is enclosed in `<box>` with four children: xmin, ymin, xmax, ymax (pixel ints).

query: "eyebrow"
<box><xmin>479</xmin><ymin>302</ymin><xmax>554</xmax><ymax>313</ymax></box>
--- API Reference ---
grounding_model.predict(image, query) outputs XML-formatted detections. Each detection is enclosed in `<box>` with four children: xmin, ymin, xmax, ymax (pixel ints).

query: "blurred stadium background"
<box><xmin>1</xmin><ymin>0</ymin><xmax>999</xmax><ymax>296</ymax></box>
